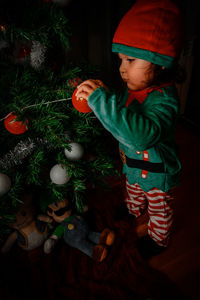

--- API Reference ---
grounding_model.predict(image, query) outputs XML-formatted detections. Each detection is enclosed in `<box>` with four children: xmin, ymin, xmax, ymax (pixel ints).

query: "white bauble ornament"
<box><xmin>50</xmin><ymin>164</ymin><xmax>70</xmax><ymax>185</ymax></box>
<box><xmin>0</xmin><ymin>173</ymin><xmax>11</xmax><ymax>197</ymax></box>
<box><xmin>64</xmin><ymin>142</ymin><xmax>84</xmax><ymax>161</ymax></box>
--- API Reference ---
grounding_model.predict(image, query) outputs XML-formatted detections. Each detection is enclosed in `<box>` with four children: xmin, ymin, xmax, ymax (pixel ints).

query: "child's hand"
<box><xmin>76</xmin><ymin>79</ymin><xmax>106</xmax><ymax>100</ymax></box>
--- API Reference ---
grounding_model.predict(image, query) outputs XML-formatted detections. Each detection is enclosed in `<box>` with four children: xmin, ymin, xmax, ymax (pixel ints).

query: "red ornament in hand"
<box><xmin>72</xmin><ymin>88</ymin><xmax>92</xmax><ymax>113</ymax></box>
<box><xmin>4</xmin><ymin>113</ymin><xmax>29</xmax><ymax>135</ymax></box>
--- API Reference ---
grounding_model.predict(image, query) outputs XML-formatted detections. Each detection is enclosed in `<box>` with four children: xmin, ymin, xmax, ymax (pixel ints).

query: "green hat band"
<box><xmin>112</xmin><ymin>43</ymin><xmax>176</xmax><ymax>69</ymax></box>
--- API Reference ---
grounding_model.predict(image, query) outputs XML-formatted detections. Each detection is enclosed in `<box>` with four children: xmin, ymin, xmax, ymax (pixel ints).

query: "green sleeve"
<box><xmin>88</xmin><ymin>87</ymin><xmax>179</xmax><ymax>151</ymax></box>
<box><xmin>53</xmin><ymin>223</ymin><xmax>65</xmax><ymax>239</ymax></box>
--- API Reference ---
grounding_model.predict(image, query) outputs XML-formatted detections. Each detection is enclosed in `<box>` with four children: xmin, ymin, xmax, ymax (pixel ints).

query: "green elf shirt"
<box><xmin>88</xmin><ymin>84</ymin><xmax>181</xmax><ymax>192</ymax></box>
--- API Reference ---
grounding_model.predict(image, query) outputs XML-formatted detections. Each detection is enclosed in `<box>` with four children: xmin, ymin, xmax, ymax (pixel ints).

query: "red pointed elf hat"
<box><xmin>112</xmin><ymin>0</ymin><xmax>185</xmax><ymax>68</ymax></box>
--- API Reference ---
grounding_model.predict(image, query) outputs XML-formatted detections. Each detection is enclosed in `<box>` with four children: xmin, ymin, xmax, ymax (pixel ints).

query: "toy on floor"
<box><xmin>1</xmin><ymin>192</ymin><xmax>50</xmax><ymax>253</ymax></box>
<box><xmin>43</xmin><ymin>198</ymin><xmax>115</xmax><ymax>262</ymax></box>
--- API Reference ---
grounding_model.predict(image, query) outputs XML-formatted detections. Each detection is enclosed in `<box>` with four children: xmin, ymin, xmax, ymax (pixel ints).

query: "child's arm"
<box><xmin>83</xmin><ymin>87</ymin><xmax>179</xmax><ymax>150</ymax></box>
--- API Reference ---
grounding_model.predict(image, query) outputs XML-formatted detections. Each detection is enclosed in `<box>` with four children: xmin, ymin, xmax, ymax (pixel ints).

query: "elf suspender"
<box><xmin>141</xmin><ymin>151</ymin><xmax>149</xmax><ymax>179</ymax></box>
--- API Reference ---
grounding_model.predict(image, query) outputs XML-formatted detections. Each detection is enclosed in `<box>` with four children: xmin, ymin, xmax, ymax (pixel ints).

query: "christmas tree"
<box><xmin>0</xmin><ymin>0</ymin><xmax>118</xmax><ymax>238</ymax></box>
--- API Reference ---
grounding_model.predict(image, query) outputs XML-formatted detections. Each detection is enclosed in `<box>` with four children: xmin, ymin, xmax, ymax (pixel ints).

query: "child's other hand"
<box><xmin>76</xmin><ymin>79</ymin><xmax>106</xmax><ymax>100</ymax></box>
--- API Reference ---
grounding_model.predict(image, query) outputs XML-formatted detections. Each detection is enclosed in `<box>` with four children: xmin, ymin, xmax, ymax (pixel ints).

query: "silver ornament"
<box><xmin>0</xmin><ymin>138</ymin><xmax>54</xmax><ymax>170</ymax></box>
<box><xmin>0</xmin><ymin>173</ymin><xmax>11</xmax><ymax>197</ymax></box>
<box><xmin>30</xmin><ymin>41</ymin><xmax>47</xmax><ymax>70</ymax></box>
<box><xmin>64</xmin><ymin>142</ymin><xmax>84</xmax><ymax>161</ymax></box>
<box><xmin>50</xmin><ymin>164</ymin><xmax>70</xmax><ymax>185</ymax></box>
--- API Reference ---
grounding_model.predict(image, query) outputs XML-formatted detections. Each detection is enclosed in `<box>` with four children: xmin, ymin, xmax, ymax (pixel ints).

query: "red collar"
<box><xmin>126</xmin><ymin>82</ymin><xmax>173</xmax><ymax>107</ymax></box>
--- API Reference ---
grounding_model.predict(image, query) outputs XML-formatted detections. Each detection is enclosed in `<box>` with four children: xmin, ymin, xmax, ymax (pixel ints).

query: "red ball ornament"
<box><xmin>72</xmin><ymin>88</ymin><xmax>92</xmax><ymax>113</ymax></box>
<box><xmin>18</xmin><ymin>46</ymin><xmax>31</xmax><ymax>59</ymax></box>
<box><xmin>4</xmin><ymin>113</ymin><xmax>29</xmax><ymax>135</ymax></box>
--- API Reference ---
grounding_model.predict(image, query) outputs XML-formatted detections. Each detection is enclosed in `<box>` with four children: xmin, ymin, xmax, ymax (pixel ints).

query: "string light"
<box><xmin>0</xmin><ymin>97</ymin><xmax>72</xmax><ymax>122</ymax></box>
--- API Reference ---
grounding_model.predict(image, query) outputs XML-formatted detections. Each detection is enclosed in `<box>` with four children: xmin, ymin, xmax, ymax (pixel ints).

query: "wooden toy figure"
<box><xmin>1</xmin><ymin>192</ymin><xmax>50</xmax><ymax>253</ymax></box>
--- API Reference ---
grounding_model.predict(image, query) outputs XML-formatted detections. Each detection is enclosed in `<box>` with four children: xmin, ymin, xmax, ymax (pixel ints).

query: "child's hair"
<box><xmin>147</xmin><ymin>63</ymin><xmax>186</xmax><ymax>87</ymax></box>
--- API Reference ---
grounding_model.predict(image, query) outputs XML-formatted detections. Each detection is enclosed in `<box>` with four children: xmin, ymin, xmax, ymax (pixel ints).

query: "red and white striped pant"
<box><xmin>125</xmin><ymin>179</ymin><xmax>174</xmax><ymax>247</ymax></box>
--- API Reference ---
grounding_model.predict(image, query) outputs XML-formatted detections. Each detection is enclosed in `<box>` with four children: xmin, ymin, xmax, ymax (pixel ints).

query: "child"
<box><xmin>76</xmin><ymin>0</ymin><xmax>184</xmax><ymax>260</ymax></box>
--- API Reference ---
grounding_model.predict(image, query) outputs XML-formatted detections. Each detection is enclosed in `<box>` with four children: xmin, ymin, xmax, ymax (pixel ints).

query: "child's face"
<box><xmin>118</xmin><ymin>53</ymin><xmax>154</xmax><ymax>91</ymax></box>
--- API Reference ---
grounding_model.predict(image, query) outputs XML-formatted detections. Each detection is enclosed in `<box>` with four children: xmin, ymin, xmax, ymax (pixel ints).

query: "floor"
<box><xmin>140</xmin><ymin>117</ymin><xmax>200</xmax><ymax>299</ymax></box>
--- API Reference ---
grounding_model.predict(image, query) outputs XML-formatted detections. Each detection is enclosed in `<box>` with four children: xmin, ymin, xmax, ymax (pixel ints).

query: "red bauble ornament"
<box><xmin>4</xmin><ymin>113</ymin><xmax>29</xmax><ymax>135</ymax></box>
<box><xmin>72</xmin><ymin>88</ymin><xmax>92</xmax><ymax>113</ymax></box>
<box><xmin>18</xmin><ymin>46</ymin><xmax>31</xmax><ymax>59</ymax></box>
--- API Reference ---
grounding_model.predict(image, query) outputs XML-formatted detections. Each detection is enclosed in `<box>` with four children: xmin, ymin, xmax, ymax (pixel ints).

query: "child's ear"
<box><xmin>161</xmin><ymin>66</ymin><xmax>165</xmax><ymax>70</ymax></box>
